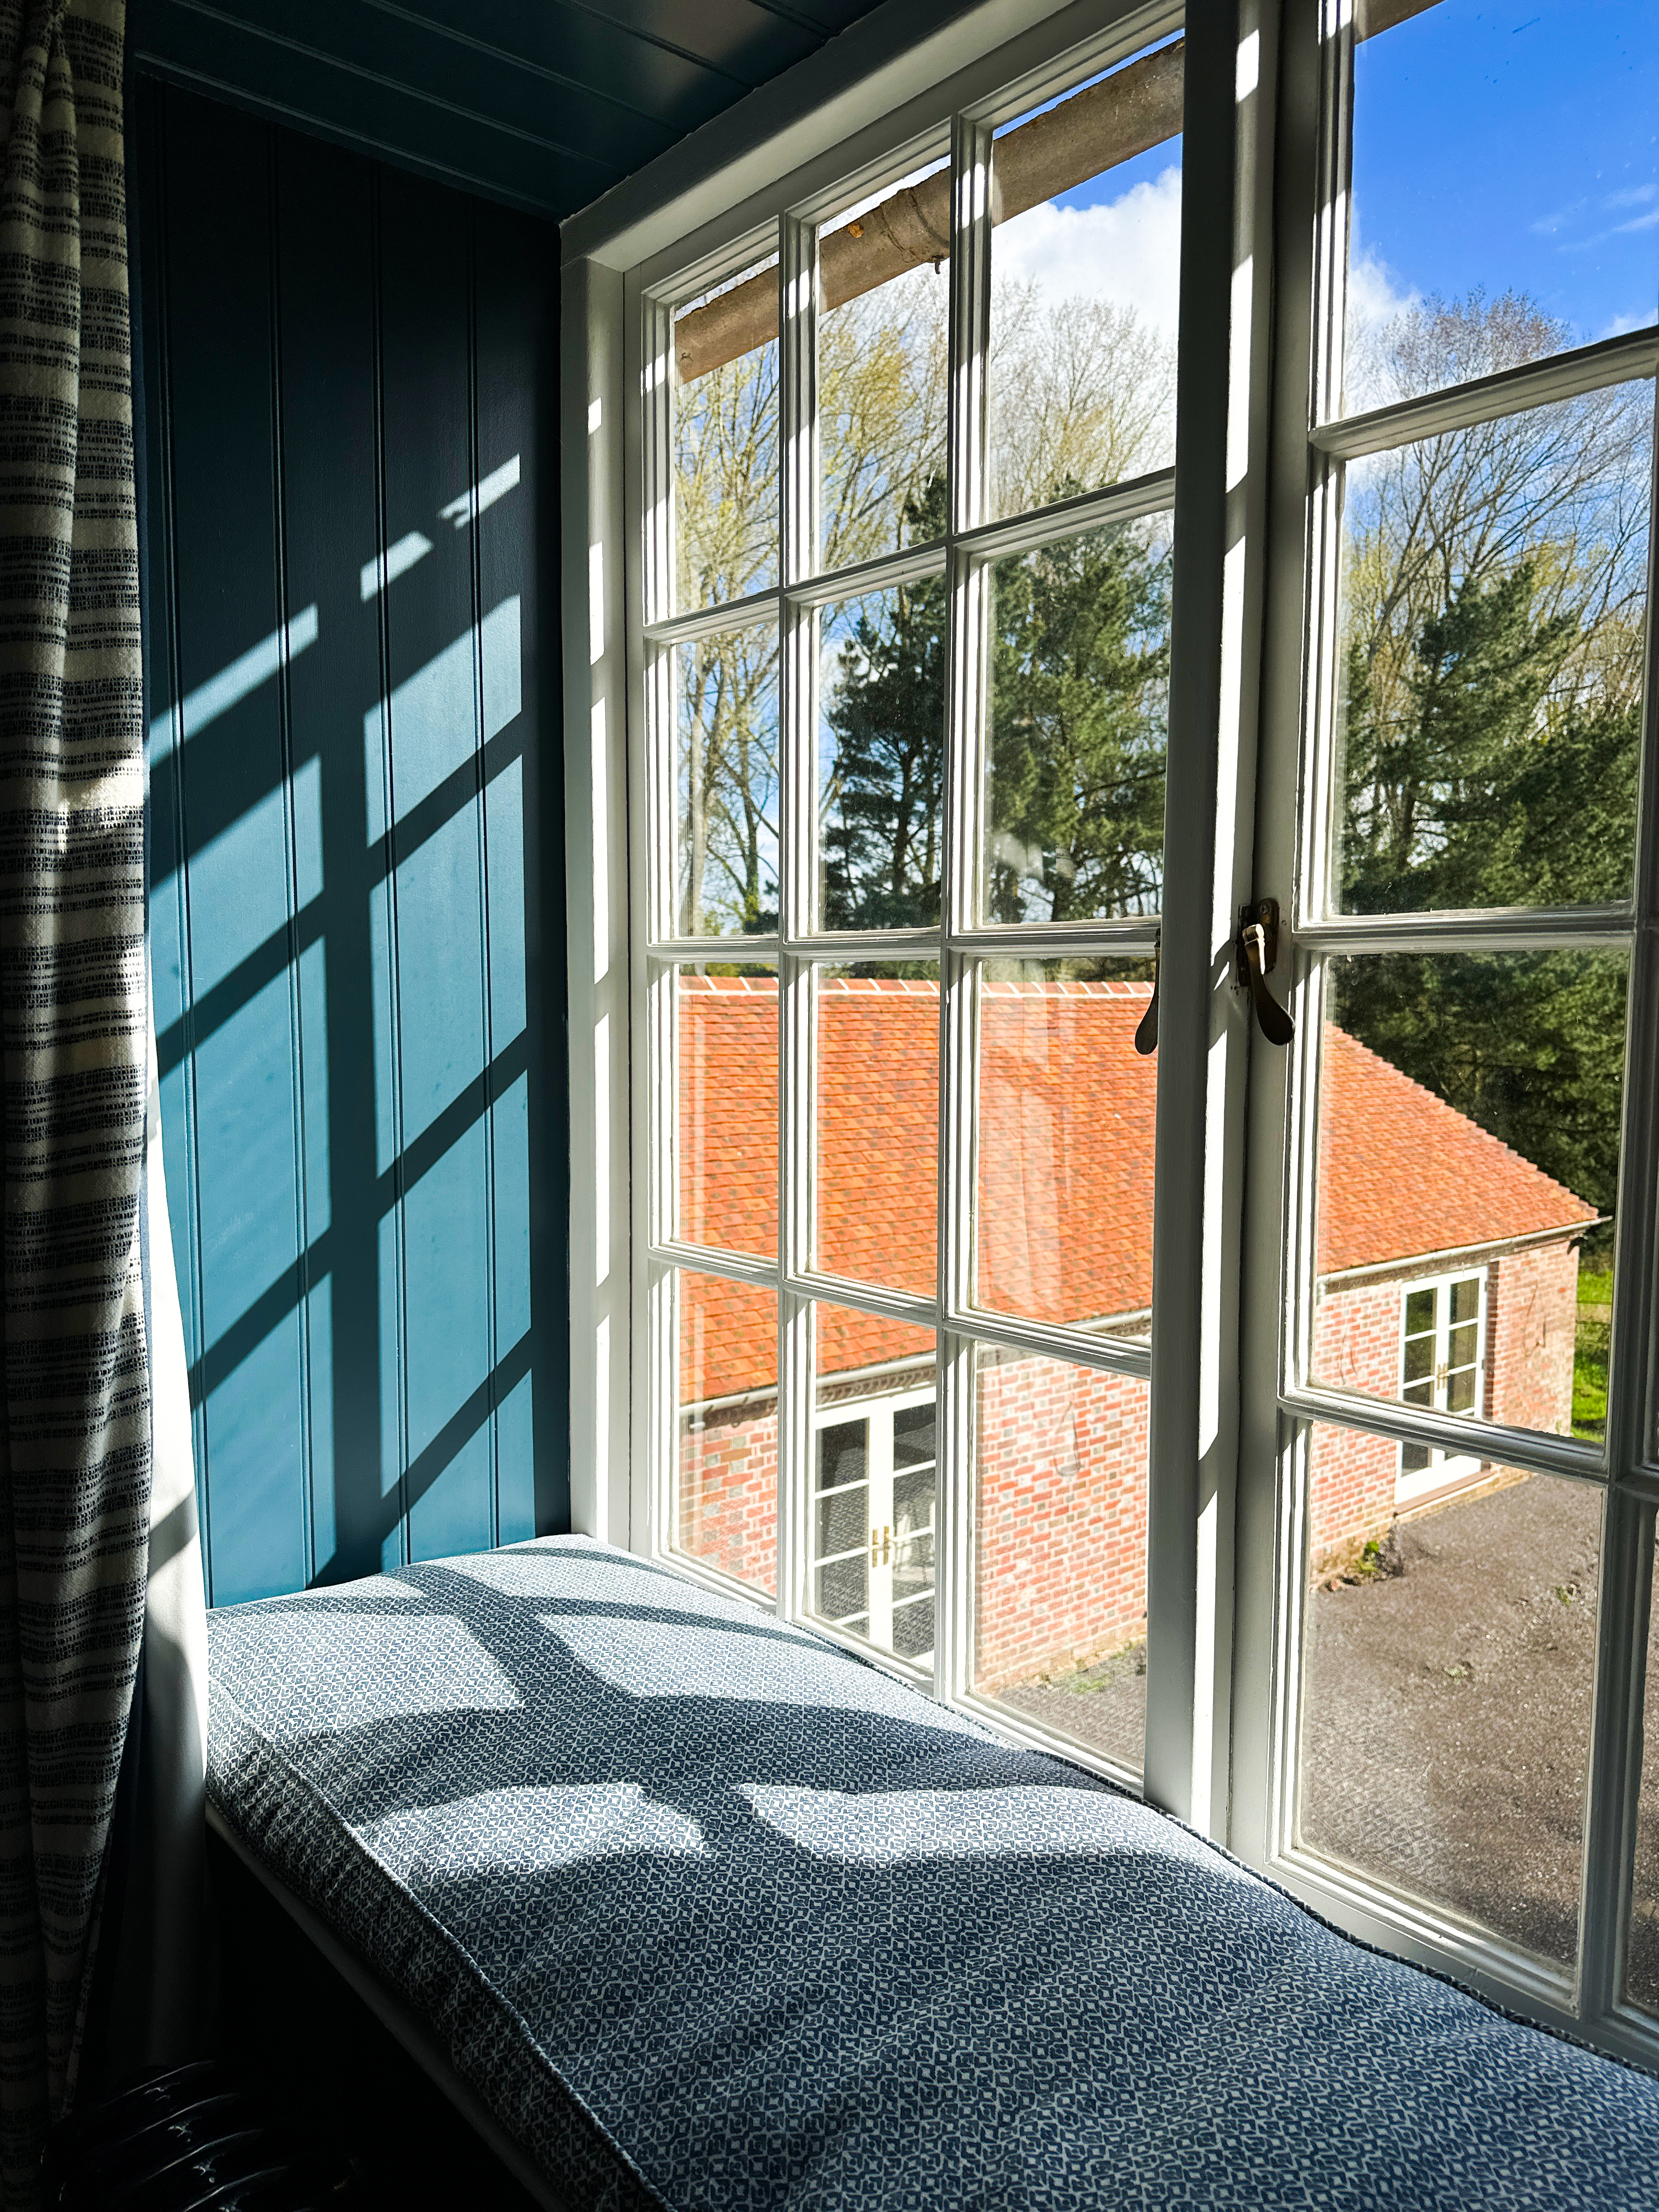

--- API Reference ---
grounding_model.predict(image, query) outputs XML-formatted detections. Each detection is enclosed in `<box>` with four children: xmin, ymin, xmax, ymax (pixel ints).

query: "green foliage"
<box><xmin>986</xmin><ymin>518</ymin><xmax>1170</xmax><ymax>923</ymax></box>
<box><xmin>1335</xmin><ymin>560</ymin><xmax>1637</xmax><ymax>1217</ymax></box>
<box><xmin>821</xmin><ymin>478</ymin><xmax>949</xmax><ymax>932</ymax></box>
<box><xmin>822</xmin><ymin>475</ymin><xmax>1171</xmax><ymax>930</ymax></box>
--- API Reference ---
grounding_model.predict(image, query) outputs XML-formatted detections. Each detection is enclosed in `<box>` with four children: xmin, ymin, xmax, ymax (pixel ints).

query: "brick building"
<box><xmin>676</xmin><ymin>977</ymin><xmax>1595</xmax><ymax>1694</ymax></box>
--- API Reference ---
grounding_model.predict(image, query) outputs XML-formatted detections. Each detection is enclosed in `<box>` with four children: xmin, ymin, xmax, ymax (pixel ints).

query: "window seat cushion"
<box><xmin>206</xmin><ymin>1536</ymin><xmax>1659</xmax><ymax>2210</ymax></box>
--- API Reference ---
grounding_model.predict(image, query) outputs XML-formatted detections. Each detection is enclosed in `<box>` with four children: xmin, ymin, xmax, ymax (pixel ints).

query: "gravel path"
<box><xmin>994</xmin><ymin>1474</ymin><xmax>1659</xmax><ymax>2005</ymax></box>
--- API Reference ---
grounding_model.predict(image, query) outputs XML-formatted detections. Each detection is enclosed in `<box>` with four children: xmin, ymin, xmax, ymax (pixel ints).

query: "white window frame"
<box><xmin>561</xmin><ymin>0</ymin><xmax>1659</xmax><ymax>2071</ymax></box>
<box><xmin>813</xmin><ymin>1379</ymin><xmax>939</xmax><ymax>1655</ymax></box>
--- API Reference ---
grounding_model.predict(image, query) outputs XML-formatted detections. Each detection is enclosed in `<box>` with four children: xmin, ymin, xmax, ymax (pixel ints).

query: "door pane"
<box><xmin>972</xmin><ymin>1348</ymin><xmax>1149</xmax><ymax>1776</ymax></box>
<box><xmin>973</xmin><ymin>959</ymin><xmax>1155</xmax><ymax>1334</ymax></box>
<box><xmin>987</xmin><ymin>36</ymin><xmax>1182</xmax><ymax>518</ymax></box>
<box><xmin>1298</xmin><ymin>1423</ymin><xmax>1601</xmax><ymax>1969</ymax></box>
<box><xmin>1343</xmin><ymin>3</ymin><xmax>1659</xmax><ymax>416</ymax></box>
<box><xmin>671</xmin><ymin>255</ymin><xmax>778</xmax><ymax>611</ymax></box>
<box><xmin>675</xmin><ymin>1270</ymin><xmax>777</xmax><ymax>1596</ymax></box>
<box><xmin>818</xmin><ymin>159</ymin><xmax>950</xmax><ymax>572</ymax></box>
<box><xmin>812</xmin><ymin>1301</ymin><xmax>936</xmax><ymax>1661</ymax></box>
<box><xmin>1333</xmin><ymin>382</ymin><xmax>1651</xmax><ymax>915</ymax></box>
<box><xmin>815</xmin><ymin>963</ymin><xmax>939</xmax><ymax>1298</ymax></box>
<box><xmin>982</xmin><ymin>518</ymin><xmax>1172</xmax><ymax>924</ymax></box>
<box><xmin>677</xmin><ymin>968</ymin><xmax>777</xmax><ymax>1257</ymax></box>
<box><xmin>1310</xmin><ymin>951</ymin><xmax>1627</xmax><ymax>1445</ymax></box>
<box><xmin>819</xmin><ymin>582</ymin><xmax>946</xmax><ymax>931</ymax></box>
<box><xmin>675</xmin><ymin>623</ymin><xmax>780</xmax><ymax>939</ymax></box>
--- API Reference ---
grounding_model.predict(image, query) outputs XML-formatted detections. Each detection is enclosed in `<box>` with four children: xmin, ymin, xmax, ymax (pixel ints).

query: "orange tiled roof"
<box><xmin>678</xmin><ymin>976</ymin><xmax>1594</xmax><ymax>1404</ymax></box>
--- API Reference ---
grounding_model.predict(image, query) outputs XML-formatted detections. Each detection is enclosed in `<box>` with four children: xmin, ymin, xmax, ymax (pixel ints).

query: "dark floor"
<box><xmin>996</xmin><ymin>1640</ymin><xmax>1148</xmax><ymax>1773</ymax></box>
<box><xmin>210</xmin><ymin>1832</ymin><xmax>541</xmax><ymax>2210</ymax></box>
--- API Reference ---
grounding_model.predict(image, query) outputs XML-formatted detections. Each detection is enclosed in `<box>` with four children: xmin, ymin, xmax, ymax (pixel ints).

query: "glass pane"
<box><xmin>1333</xmin><ymin>381</ymin><xmax>1651</xmax><ymax>914</ymax></box>
<box><xmin>813</xmin><ymin>1301</ymin><xmax>936</xmax><ymax>1662</ymax></box>
<box><xmin>973</xmin><ymin>1350</ymin><xmax>1149</xmax><ymax>1776</ymax></box>
<box><xmin>974</xmin><ymin>959</ymin><xmax>1156</xmax><ymax>1333</ymax></box>
<box><xmin>675</xmin><ymin>624</ymin><xmax>780</xmax><ymax>938</ymax></box>
<box><xmin>819</xmin><ymin>159</ymin><xmax>950</xmax><ymax>572</ymax></box>
<box><xmin>675</xmin><ymin>1269</ymin><xmax>776</xmax><ymax>1596</ymax></box>
<box><xmin>815</xmin><ymin>964</ymin><xmax>939</xmax><ymax>1298</ymax></box>
<box><xmin>983</xmin><ymin>520</ymin><xmax>1172</xmax><ymax>923</ymax></box>
<box><xmin>1345</xmin><ymin>2</ymin><xmax>1659</xmax><ymax>416</ymax></box>
<box><xmin>819</xmin><ymin>584</ymin><xmax>946</xmax><ymax>931</ymax></box>
<box><xmin>670</xmin><ymin>256</ymin><xmax>778</xmax><ymax>610</ymax></box>
<box><xmin>1299</xmin><ymin>1424</ymin><xmax>1600</xmax><ymax>1968</ymax></box>
<box><xmin>1623</xmin><ymin>1527</ymin><xmax>1659</xmax><ymax>2014</ymax></box>
<box><xmin>988</xmin><ymin>38</ymin><xmax>1182</xmax><ymax>519</ymax></box>
<box><xmin>1404</xmin><ymin>1286</ymin><xmax>1435</xmax><ymax>1335</ymax></box>
<box><xmin>677</xmin><ymin>969</ymin><xmax>777</xmax><ymax>1257</ymax></box>
<box><xmin>1311</xmin><ymin>952</ymin><xmax>1626</xmax><ymax>1449</ymax></box>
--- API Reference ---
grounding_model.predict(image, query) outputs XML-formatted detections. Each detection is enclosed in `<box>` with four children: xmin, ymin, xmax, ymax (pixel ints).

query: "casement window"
<box><xmin>564</xmin><ymin>0</ymin><xmax>1659</xmax><ymax>2063</ymax></box>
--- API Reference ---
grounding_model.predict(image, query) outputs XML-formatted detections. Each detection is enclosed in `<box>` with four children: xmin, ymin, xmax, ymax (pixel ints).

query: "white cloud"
<box><xmin>991</xmin><ymin>166</ymin><xmax>1183</xmax><ymax>340</ymax></box>
<box><xmin>1346</xmin><ymin>247</ymin><xmax>1419</xmax><ymax>333</ymax></box>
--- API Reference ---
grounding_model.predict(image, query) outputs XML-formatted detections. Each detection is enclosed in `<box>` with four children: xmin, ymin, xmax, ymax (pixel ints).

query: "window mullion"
<box><xmin>1144</xmin><ymin>0</ymin><xmax>1277</xmax><ymax>1837</ymax></box>
<box><xmin>936</xmin><ymin>112</ymin><xmax>991</xmax><ymax>1710</ymax></box>
<box><xmin>1576</xmin><ymin>377</ymin><xmax>1659</xmax><ymax>2025</ymax></box>
<box><xmin>776</xmin><ymin>211</ymin><xmax>818</xmax><ymax>1627</ymax></box>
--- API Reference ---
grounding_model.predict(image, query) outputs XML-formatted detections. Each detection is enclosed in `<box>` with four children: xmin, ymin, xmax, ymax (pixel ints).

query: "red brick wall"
<box><xmin>672</xmin><ymin>1239</ymin><xmax>1579</xmax><ymax>1686</ymax></box>
<box><xmin>972</xmin><ymin>1352</ymin><xmax>1149</xmax><ymax>1693</ymax></box>
<box><xmin>678</xmin><ymin>1398</ymin><xmax>777</xmax><ymax>1595</ymax></box>
<box><xmin>1486</xmin><ymin>1241</ymin><xmax>1578</xmax><ymax>1439</ymax></box>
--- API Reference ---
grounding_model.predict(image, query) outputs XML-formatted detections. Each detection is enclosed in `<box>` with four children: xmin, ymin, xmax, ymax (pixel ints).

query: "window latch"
<box><xmin>1133</xmin><ymin>932</ymin><xmax>1159</xmax><ymax>1056</ymax></box>
<box><xmin>1236</xmin><ymin>898</ymin><xmax>1295</xmax><ymax>1047</ymax></box>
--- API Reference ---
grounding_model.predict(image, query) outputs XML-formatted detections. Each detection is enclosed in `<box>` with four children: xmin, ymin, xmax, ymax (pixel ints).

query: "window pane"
<box><xmin>819</xmin><ymin>159</ymin><xmax>950</xmax><ymax>572</ymax></box>
<box><xmin>1344</xmin><ymin>3</ymin><xmax>1659</xmax><ymax>417</ymax></box>
<box><xmin>677</xmin><ymin>969</ymin><xmax>777</xmax><ymax>1258</ymax></box>
<box><xmin>812</xmin><ymin>1301</ymin><xmax>936</xmax><ymax>1662</ymax></box>
<box><xmin>670</xmin><ymin>256</ymin><xmax>778</xmax><ymax>610</ymax></box>
<box><xmin>974</xmin><ymin>960</ymin><xmax>1155</xmax><ymax>1334</ymax></box>
<box><xmin>988</xmin><ymin>38</ymin><xmax>1182</xmax><ymax>519</ymax></box>
<box><xmin>983</xmin><ymin>519</ymin><xmax>1171</xmax><ymax>923</ymax></box>
<box><xmin>1333</xmin><ymin>382</ymin><xmax>1652</xmax><ymax>915</ymax></box>
<box><xmin>1623</xmin><ymin>1527</ymin><xmax>1659</xmax><ymax>2015</ymax></box>
<box><xmin>973</xmin><ymin>1350</ymin><xmax>1149</xmax><ymax>1776</ymax></box>
<box><xmin>675</xmin><ymin>1270</ymin><xmax>776</xmax><ymax>1596</ymax></box>
<box><xmin>815</xmin><ymin>965</ymin><xmax>938</xmax><ymax>1299</ymax></box>
<box><xmin>1311</xmin><ymin>953</ymin><xmax>1626</xmax><ymax>1451</ymax></box>
<box><xmin>1299</xmin><ymin>1424</ymin><xmax>1600</xmax><ymax>1968</ymax></box>
<box><xmin>819</xmin><ymin>583</ymin><xmax>946</xmax><ymax>930</ymax></box>
<box><xmin>674</xmin><ymin>625</ymin><xmax>780</xmax><ymax>938</ymax></box>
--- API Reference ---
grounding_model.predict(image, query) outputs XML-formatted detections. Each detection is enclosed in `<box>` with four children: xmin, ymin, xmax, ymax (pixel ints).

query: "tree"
<box><xmin>985</xmin><ymin>516</ymin><xmax>1171</xmax><ymax>923</ymax></box>
<box><xmin>821</xmin><ymin>480</ymin><xmax>949</xmax><ymax>932</ymax></box>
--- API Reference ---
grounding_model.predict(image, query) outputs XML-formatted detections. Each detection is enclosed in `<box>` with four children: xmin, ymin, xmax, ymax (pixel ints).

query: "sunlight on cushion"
<box><xmin>540</xmin><ymin>1614</ymin><xmax>984</xmax><ymax>1731</ymax></box>
<box><xmin>210</xmin><ymin>1612</ymin><xmax>518</xmax><ymax>1736</ymax></box>
<box><xmin>359</xmin><ymin>1784</ymin><xmax>704</xmax><ymax>1882</ymax></box>
<box><xmin>444</xmin><ymin>1539</ymin><xmax>786</xmax><ymax>1622</ymax></box>
<box><xmin>740</xmin><ymin>1784</ymin><xmax>1263</xmax><ymax>1876</ymax></box>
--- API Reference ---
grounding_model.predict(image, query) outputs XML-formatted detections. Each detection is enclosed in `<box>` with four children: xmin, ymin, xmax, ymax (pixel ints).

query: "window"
<box><xmin>1397</xmin><ymin>1270</ymin><xmax>1485</xmax><ymax>1502</ymax></box>
<box><xmin>566</xmin><ymin>0</ymin><xmax>1659</xmax><ymax>2064</ymax></box>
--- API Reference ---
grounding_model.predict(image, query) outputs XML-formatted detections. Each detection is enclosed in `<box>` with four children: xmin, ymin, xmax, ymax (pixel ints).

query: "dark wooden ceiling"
<box><xmin>129</xmin><ymin>0</ymin><xmax>885</xmax><ymax>220</ymax></box>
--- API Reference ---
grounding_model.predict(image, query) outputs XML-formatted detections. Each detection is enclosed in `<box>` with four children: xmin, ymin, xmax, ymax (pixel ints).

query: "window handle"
<box><xmin>1237</xmin><ymin>898</ymin><xmax>1295</xmax><ymax>1047</ymax></box>
<box><xmin>1134</xmin><ymin>932</ymin><xmax>1159</xmax><ymax>1056</ymax></box>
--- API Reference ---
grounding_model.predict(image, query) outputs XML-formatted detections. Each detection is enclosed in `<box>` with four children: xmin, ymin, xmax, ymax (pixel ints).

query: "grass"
<box><xmin>1572</xmin><ymin>1265</ymin><xmax>1612</xmax><ymax>1442</ymax></box>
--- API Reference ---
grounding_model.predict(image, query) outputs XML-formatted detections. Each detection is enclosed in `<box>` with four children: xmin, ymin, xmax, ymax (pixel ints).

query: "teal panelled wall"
<box><xmin>136</xmin><ymin>78</ymin><xmax>567</xmax><ymax>1602</ymax></box>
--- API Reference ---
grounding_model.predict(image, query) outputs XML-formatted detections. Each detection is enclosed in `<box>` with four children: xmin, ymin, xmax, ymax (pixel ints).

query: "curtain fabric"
<box><xmin>0</xmin><ymin>0</ymin><xmax>151</xmax><ymax>2195</ymax></box>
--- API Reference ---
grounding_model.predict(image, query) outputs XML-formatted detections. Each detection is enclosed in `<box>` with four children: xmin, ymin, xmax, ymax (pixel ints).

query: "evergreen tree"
<box><xmin>1336</xmin><ymin>561</ymin><xmax>1638</xmax><ymax>1225</ymax></box>
<box><xmin>821</xmin><ymin>478</ymin><xmax>949</xmax><ymax>932</ymax></box>
<box><xmin>986</xmin><ymin>519</ymin><xmax>1170</xmax><ymax>923</ymax></box>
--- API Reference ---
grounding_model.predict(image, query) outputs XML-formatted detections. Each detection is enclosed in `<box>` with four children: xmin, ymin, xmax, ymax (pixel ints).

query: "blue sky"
<box><xmin>1351</xmin><ymin>2</ymin><xmax>1659</xmax><ymax>342</ymax></box>
<box><xmin>1031</xmin><ymin>5</ymin><xmax>1657</xmax><ymax>347</ymax></box>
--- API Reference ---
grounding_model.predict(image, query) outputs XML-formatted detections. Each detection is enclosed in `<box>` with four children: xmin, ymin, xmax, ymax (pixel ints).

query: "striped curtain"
<box><xmin>0</xmin><ymin>0</ymin><xmax>150</xmax><ymax>2195</ymax></box>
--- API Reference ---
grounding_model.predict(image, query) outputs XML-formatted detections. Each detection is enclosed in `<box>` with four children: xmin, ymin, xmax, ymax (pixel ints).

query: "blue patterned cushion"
<box><xmin>207</xmin><ymin>1537</ymin><xmax>1659</xmax><ymax>2209</ymax></box>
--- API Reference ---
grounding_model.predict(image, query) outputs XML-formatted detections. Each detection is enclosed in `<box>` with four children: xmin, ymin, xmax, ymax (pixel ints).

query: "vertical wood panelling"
<box><xmin>138</xmin><ymin>78</ymin><xmax>565</xmax><ymax>1602</ymax></box>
